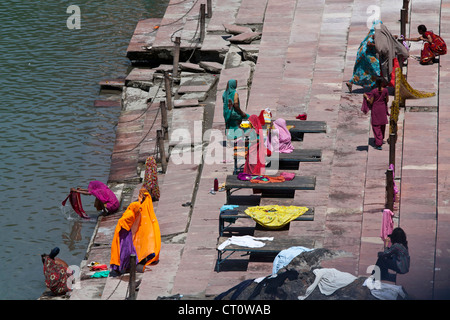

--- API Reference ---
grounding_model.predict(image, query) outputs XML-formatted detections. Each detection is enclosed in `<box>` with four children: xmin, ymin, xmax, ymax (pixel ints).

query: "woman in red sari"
<box><xmin>406</xmin><ymin>24</ymin><xmax>447</xmax><ymax>64</ymax></box>
<box><xmin>243</xmin><ymin>115</ymin><xmax>266</xmax><ymax>175</ymax></box>
<box><xmin>363</xmin><ymin>78</ymin><xmax>390</xmax><ymax>150</ymax></box>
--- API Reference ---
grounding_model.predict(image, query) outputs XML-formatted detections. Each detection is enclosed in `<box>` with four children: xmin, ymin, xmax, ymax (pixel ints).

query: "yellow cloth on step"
<box><xmin>244</xmin><ymin>205</ymin><xmax>308</xmax><ymax>229</ymax></box>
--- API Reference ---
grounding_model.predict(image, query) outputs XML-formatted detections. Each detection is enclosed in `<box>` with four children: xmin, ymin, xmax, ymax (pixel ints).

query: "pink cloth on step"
<box><xmin>361</xmin><ymin>97</ymin><xmax>370</xmax><ymax>114</ymax></box>
<box><xmin>381</xmin><ymin>209</ymin><xmax>394</xmax><ymax>242</ymax></box>
<box><xmin>389</xmin><ymin>164</ymin><xmax>399</xmax><ymax>201</ymax></box>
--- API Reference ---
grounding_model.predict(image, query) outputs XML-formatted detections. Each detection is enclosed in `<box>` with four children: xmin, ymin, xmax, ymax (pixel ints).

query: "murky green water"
<box><xmin>0</xmin><ymin>0</ymin><xmax>168</xmax><ymax>299</ymax></box>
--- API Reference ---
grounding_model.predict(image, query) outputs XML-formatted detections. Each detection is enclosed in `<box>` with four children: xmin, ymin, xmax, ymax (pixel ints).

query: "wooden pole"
<box><xmin>200</xmin><ymin>4</ymin><xmax>205</xmax><ymax>42</ymax></box>
<box><xmin>245</xmin><ymin>136</ymin><xmax>249</xmax><ymax>158</ymax></box>
<box><xmin>160</xmin><ymin>101</ymin><xmax>168</xmax><ymax>140</ymax></box>
<box><xmin>173</xmin><ymin>36</ymin><xmax>181</xmax><ymax>79</ymax></box>
<box><xmin>128</xmin><ymin>254</ymin><xmax>136</xmax><ymax>300</ymax></box>
<box><xmin>403</xmin><ymin>0</ymin><xmax>409</xmax><ymax>22</ymax></box>
<box><xmin>233</xmin><ymin>140</ymin><xmax>238</xmax><ymax>175</ymax></box>
<box><xmin>400</xmin><ymin>8</ymin><xmax>406</xmax><ymax>37</ymax></box>
<box><xmin>386</xmin><ymin>168</ymin><xmax>394</xmax><ymax>211</ymax></box>
<box><xmin>389</xmin><ymin>132</ymin><xmax>396</xmax><ymax>168</ymax></box>
<box><xmin>164</xmin><ymin>71</ymin><xmax>173</xmax><ymax>111</ymax></box>
<box><xmin>157</xmin><ymin>130</ymin><xmax>167</xmax><ymax>173</ymax></box>
<box><xmin>206</xmin><ymin>0</ymin><xmax>212</xmax><ymax>18</ymax></box>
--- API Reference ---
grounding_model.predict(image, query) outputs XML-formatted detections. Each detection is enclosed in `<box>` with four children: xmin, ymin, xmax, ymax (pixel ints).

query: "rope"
<box><xmin>117</xmin><ymin>81</ymin><xmax>163</xmax><ymax>124</ymax></box>
<box><xmin>145</xmin><ymin>0</ymin><xmax>201</xmax><ymax>43</ymax></box>
<box><xmin>112</xmin><ymin>0</ymin><xmax>205</xmax><ymax>155</ymax></box>
<box><xmin>111</xmin><ymin>104</ymin><xmax>161</xmax><ymax>155</ymax></box>
<box><xmin>105</xmin><ymin>274</ymin><xmax>125</xmax><ymax>300</ymax></box>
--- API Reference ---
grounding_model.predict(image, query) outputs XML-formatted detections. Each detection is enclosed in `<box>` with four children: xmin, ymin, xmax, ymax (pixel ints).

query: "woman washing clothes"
<box><xmin>41</xmin><ymin>247</ymin><xmax>72</xmax><ymax>296</ymax></box>
<box><xmin>405</xmin><ymin>24</ymin><xmax>447</xmax><ymax>65</ymax></box>
<box><xmin>223</xmin><ymin>79</ymin><xmax>249</xmax><ymax>140</ymax></box>
<box><xmin>362</xmin><ymin>78</ymin><xmax>390</xmax><ymax>150</ymax></box>
<box><xmin>70</xmin><ymin>180</ymin><xmax>120</xmax><ymax>215</ymax></box>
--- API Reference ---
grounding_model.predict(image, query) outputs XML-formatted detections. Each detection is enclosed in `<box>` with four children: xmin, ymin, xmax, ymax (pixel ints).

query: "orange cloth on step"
<box><xmin>250</xmin><ymin>175</ymin><xmax>285</xmax><ymax>184</ymax></box>
<box><xmin>110</xmin><ymin>202</ymin><xmax>138</xmax><ymax>268</ymax></box>
<box><xmin>110</xmin><ymin>192</ymin><xmax>161</xmax><ymax>267</ymax></box>
<box><xmin>135</xmin><ymin>191</ymin><xmax>161</xmax><ymax>265</ymax></box>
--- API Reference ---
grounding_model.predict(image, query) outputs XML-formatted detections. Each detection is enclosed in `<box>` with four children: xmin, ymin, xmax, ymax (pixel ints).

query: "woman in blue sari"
<box><xmin>346</xmin><ymin>21</ymin><xmax>381</xmax><ymax>92</ymax></box>
<box><xmin>222</xmin><ymin>79</ymin><xmax>249</xmax><ymax>140</ymax></box>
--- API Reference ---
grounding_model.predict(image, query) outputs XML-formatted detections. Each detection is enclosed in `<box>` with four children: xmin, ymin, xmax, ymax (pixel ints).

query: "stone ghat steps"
<box><xmin>63</xmin><ymin>0</ymin><xmax>450</xmax><ymax>301</ymax></box>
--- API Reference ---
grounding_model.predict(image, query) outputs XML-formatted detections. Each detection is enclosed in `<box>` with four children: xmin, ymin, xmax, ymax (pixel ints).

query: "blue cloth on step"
<box><xmin>220</xmin><ymin>205</ymin><xmax>239</xmax><ymax>212</ymax></box>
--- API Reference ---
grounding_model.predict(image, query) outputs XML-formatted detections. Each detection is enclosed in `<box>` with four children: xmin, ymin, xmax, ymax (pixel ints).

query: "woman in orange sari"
<box><xmin>110</xmin><ymin>188</ymin><xmax>161</xmax><ymax>276</ymax></box>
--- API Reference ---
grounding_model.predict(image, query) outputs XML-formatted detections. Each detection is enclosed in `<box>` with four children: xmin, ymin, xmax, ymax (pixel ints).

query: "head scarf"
<box><xmin>349</xmin><ymin>20</ymin><xmax>381</xmax><ymax>87</ymax></box>
<box><xmin>223</xmin><ymin>79</ymin><xmax>248</xmax><ymax>139</ymax></box>
<box><xmin>248</xmin><ymin>114</ymin><xmax>262</xmax><ymax>134</ymax></box>
<box><xmin>88</xmin><ymin>180</ymin><xmax>120</xmax><ymax>213</ymax></box>
<box><xmin>223</xmin><ymin>79</ymin><xmax>238</xmax><ymax>107</ymax></box>
<box><xmin>222</xmin><ymin>79</ymin><xmax>238</xmax><ymax>123</ymax></box>
<box><xmin>243</xmin><ymin>115</ymin><xmax>266</xmax><ymax>175</ymax></box>
<box><xmin>375</xmin><ymin>23</ymin><xmax>409</xmax><ymax>83</ymax></box>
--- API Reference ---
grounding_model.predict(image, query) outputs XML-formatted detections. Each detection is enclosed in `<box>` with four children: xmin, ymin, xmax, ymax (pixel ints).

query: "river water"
<box><xmin>0</xmin><ymin>0</ymin><xmax>168</xmax><ymax>300</ymax></box>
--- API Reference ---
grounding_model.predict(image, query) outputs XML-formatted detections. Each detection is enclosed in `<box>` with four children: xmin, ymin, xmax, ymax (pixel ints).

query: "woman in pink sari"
<box><xmin>70</xmin><ymin>180</ymin><xmax>120</xmax><ymax>215</ymax></box>
<box><xmin>265</xmin><ymin>118</ymin><xmax>294</xmax><ymax>154</ymax></box>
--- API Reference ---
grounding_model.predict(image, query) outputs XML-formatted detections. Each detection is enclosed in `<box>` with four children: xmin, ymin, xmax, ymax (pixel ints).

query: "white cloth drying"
<box><xmin>217</xmin><ymin>235</ymin><xmax>274</xmax><ymax>251</ymax></box>
<box><xmin>363</xmin><ymin>278</ymin><xmax>406</xmax><ymax>300</ymax></box>
<box><xmin>298</xmin><ymin>268</ymin><xmax>357</xmax><ymax>300</ymax></box>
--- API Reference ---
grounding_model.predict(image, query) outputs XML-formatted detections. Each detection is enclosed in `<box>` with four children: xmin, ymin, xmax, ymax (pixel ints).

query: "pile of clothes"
<box><xmin>237</xmin><ymin>172</ymin><xmax>295</xmax><ymax>183</ymax></box>
<box><xmin>215</xmin><ymin>248</ymin><xmax>408</xmax><ymax>300</ymax></box>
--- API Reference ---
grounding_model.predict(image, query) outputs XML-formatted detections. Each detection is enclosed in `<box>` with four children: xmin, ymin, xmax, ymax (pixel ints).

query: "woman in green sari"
<box><xmin>222</xmin><ymin>79</ymin><xmax>249</xmax><ymax>140</ymax></box>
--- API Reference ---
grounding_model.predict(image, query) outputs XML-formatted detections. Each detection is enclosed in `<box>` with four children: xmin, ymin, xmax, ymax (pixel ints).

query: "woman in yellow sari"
<box><xmin>110</xmin><ymin>188</ymin><xmax>161</xmax><ymax>276</ymax></box>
